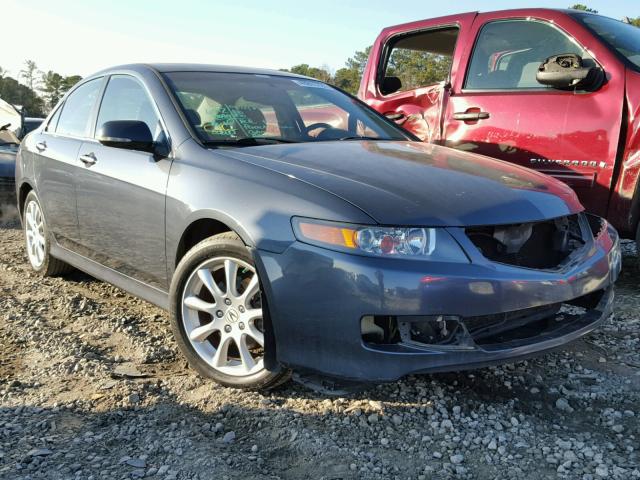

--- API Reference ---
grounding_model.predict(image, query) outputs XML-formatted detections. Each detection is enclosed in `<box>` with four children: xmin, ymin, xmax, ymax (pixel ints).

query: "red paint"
<box><xmin>360</xmin><ymin>8</ymin><xmax>640</xmax><ymax>238</ymax></box>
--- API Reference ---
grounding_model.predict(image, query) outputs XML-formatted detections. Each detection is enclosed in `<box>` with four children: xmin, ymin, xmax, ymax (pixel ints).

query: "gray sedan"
<box><xmin>16</xmin><ymin>64</ymin><xmax>621</xmax><ymax>389</ymax></box>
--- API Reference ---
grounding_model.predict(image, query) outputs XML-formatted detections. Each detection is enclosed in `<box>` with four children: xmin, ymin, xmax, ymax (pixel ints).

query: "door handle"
<box><xmin>453</xmin><ymin>111</ymin><xmax>490</xmax><ymax>121</ymax></box>
<box><xmin>384</xmin><ymin>112</ymin><xmax>406</xmax><ymax>122</ymax></box>
<box><xmin>36</xmin><ymin>141</ymin><xmax>47</xmax><ymax>152</ymax></box>
<box><xmin>79</xmin><ymin>152</ymin><xmax>97</xmax><ymax>166</ymax></box>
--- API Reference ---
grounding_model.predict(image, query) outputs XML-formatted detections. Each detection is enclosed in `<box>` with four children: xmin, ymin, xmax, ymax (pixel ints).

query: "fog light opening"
<box><xmin>361</xmin><ymin>315</ymin><xmax>400</xmax><ymax>345</ymax></box>
<box><xmin>399</xmin><ymin>315</ymin><xmax>469</xmax><ymax>347</ymax></box>
<box><xmin>361</xmin><ymin>315</ymin><xmax>472</xmax><ymax>349</ymax></box>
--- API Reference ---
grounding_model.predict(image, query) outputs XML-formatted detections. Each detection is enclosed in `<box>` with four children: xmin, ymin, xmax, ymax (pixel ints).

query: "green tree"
<box><xmin>0</xmin><ymin>72</ymin><xmax>45</xmax><ymax>117</ymax></box>
<box><xmin>286</xmin><ymin>64</ymin><xmax>332</xmax><ymax>83</ymax></box>
<box><xmin>40</xmin><ymin>71</ymin><xmax>65</xmax><ymax>111</ymax></box>
<box><xmin>385</xmin><ymin>48</ymin><xmax>452</xmax><ymax>90</ymax></box>
<box><xmin>63</xmin><ymin>75</ymin><xmax>82</xmax><ymax>91</ymax></box>
<box><xmin>20</xmin><ymin>60</ymin><xmax>39</xmax><ymax>91</ymax></box>
<box><xmin>334</xmin><ymin>46</ymin><xmax>371</xmax><ymax>94</ymax></box>
<box><xmin>570</xmin><ymin>4</ymin><xmax>598</xmax><ymax>13</ymax></box>
<box><xmin>623</xmin><ymin>16</ymin><xmax>640</xmax><ymax>27</ymax></box>
<box><xmin>39</xmin><ymin>71</ymin><xmax>82</xmax><ymax>111</ymax></box>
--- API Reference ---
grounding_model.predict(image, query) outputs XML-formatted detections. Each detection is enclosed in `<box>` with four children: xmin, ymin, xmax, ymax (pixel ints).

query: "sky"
<box><xmin>2</xmin><ymin>0</ymin><xmax>636</xmax><ymax>80</ymax></box>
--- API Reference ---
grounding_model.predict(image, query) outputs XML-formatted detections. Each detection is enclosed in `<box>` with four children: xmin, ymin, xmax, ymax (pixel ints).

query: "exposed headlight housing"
<box><xmin>292</xmin><ymin>217</ymin><xmax>469</xmax><ymax>262</ymax></box>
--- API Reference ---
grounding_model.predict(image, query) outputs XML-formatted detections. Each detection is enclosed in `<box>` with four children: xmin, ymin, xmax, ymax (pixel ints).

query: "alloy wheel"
<box><xmin>24</xmin><ymin>200</ymin><xmax>46</xmax><ymax>269</ymax></box>
<box><xmin>181</xmin><ymin>256</ymin><xmax>265</xmax><ymax>377</ymax></box>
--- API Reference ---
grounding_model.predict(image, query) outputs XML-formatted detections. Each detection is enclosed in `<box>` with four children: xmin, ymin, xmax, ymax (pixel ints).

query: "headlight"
<box><xmin>292</xmin><ymin>217</ymin><xmax>469</xmax><ymax>262</ymax></box>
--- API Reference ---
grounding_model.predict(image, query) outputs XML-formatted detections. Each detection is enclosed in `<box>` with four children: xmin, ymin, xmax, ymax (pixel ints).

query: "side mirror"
<box><xmin>380</xmin><ymin>76</ymin><xmax>402</xmax><ymax>95</ymax></box>
<box><xmin>97</xmin><ymin>120</ymin><xmax>155</xmax><ymax>153</ymax></box>
<box><xmin>536</xmin><ymin>53</ymin><xmax>604</xmax><ymax>91</ymax></box>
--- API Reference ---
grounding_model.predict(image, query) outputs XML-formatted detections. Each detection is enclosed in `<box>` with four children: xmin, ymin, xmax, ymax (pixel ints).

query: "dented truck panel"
<box><xmin>608</xmin><ymin>69</ymin><xmax>640</xmax><ymax>236</ymax></box>
<box><xmin>361</xmin><ymin>8</ymin><xmax>638</xmax><ymax>239</ymax></box>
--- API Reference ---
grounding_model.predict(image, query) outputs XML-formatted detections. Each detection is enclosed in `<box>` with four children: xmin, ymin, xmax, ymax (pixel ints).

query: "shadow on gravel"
<box><xmin>63</xmin><ymin>269</ymin><xmax>102</xmax><ymax>285</ymax></box>
<box><xmin>3</xmin><ymin>365</ymin><xmax>638</xmax><ymax>480</ymax></box>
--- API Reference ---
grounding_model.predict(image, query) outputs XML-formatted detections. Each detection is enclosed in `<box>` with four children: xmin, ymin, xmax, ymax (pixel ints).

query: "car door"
<box><xmin>361</xmin><ymin>13</ymin><xmax>476</xmax><ymax>143</ymax></box>
<box><xmin>75</xmin><ymin>74</ymin><xmax>172</xmax><ymax>289</ymax></box>
<box><xmin>442</xmin><ymin>12</ymin><xmax>625</xmax><ymax>217</ymax></box>
<box><xmin>31</xmin><ymin>78</ymin><xmax>104</xmax><ymax>249</ymax></box>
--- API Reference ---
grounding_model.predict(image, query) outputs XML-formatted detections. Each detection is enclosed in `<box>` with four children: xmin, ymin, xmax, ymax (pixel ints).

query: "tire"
<box><xmin>23</xmin><ymin>191</ymin><xmax>74</xmax><ymax>277</ymax></box>
<box><xmin>169</xmin><ymin>232</ymin><xmax>290</xmax><ymax>390</ymax></box>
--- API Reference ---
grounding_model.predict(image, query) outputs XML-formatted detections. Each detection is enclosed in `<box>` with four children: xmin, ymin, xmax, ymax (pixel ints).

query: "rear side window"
<box><xmin>96</xmin><ymin>75</ymin><xmax>164</xmax><ymax>141</ymax></box>
<box><xmin>382</xmin><ymin>27</ymin><xmax>459</xmax><ymax>93</ymax></box>
<box><xmin>56</xmin><ymin>79</ymin><xmax>102</xmax><ymax>137</ymax></box>
<box><xmin>45</xmin><ymin>106</ymin><xmax>62</xmax><ymax>132</ymax></box>
<box><xmin>465</xmin><ymin>20</ymin><xmax>590</xmax><ymax>90</ymax></box>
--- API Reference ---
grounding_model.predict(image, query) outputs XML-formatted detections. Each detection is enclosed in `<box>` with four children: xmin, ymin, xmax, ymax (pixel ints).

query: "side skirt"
<box><xmin>50</xmin><ymin>244</ymin><xmax>169</xmax><ymax>310</ymax></box>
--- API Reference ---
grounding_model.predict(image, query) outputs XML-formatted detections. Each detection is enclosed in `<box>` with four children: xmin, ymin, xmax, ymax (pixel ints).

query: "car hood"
<box><xmin>218</xmin><ymin>141</ymin><xmax>582</xmax><ymax>227</ymax></box>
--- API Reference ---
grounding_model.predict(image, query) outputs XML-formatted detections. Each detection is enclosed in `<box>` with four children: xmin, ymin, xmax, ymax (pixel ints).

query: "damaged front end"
<box><xmin>361</xmin><ymin>287</ymin><xmax>610</xmax><ymax>354</ymax></box>
<box><xmin>356</xmin><ymin>212</ymin><xmax>620</xmax><ymax>372</ymax></box>
<box><xmin>465</xmin><ymin>213</ymin><xmax>590</xmax><ymax>270</ymax></box>
<box><xmin>257</xmin><ymin>206</ymin><xmax>620</xmax><ymax>381</ymax></box>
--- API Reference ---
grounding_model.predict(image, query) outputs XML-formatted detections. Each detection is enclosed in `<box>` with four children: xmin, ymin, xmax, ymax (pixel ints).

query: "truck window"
<box><xmin>465</xmin><ymin>20</ymin><xmax>591</xmax><ymax>90</ymax></box>
<box><xmin>381</xmin><ymin>27</ymin><xmax>459</xmax><ymax>94</ymax></box>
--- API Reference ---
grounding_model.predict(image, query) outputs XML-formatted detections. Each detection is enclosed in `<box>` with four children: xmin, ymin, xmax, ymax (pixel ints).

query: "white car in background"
<box><xmin>0</xmin><ymin>98</ymin><xmax>21</xmax><ymax>212</ymax></box>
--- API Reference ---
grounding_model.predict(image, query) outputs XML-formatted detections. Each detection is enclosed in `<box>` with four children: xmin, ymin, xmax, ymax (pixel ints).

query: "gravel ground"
<box><xmin>1</xmin><ymin>216</ymin><xmax>639</xmax><ymax>480</ymax></box>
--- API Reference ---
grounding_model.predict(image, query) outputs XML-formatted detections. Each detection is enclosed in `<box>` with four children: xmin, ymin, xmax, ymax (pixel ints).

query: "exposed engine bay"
<box><xmin>465</xmin><ymin>214</ymin><xmax>586</xmax><ymax>269</ymax></box>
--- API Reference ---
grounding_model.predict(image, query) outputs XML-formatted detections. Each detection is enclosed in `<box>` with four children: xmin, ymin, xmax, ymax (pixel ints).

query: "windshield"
<box><xmin>163</xmin><ymin>72</ymin><xmax>410</xmax><ymax>146</ymax></box>
<box><xmin>571</xmin><ymin>13</ymin><xmax>640</xmax><ymax>70</ymax></box>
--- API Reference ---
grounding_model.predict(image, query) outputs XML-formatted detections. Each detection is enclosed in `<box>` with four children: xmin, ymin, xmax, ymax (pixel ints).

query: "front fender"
<box><xmin>165</xmin><ymin>140</ymin><xmax>375</xmax><ymax>278</ymax></box>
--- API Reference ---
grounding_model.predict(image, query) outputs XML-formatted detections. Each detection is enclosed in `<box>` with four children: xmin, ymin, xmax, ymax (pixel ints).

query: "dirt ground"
<box><xmin>1</xmin><ymin>216</ymin><xmax>639</xmax><ymax>480</ymax></box>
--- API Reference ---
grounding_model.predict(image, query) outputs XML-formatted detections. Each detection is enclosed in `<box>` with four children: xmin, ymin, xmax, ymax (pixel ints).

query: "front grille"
<box><xmin>465</xmin><ymin>214</ymin><xmax>586</xmax><ymax>269</ymax></box>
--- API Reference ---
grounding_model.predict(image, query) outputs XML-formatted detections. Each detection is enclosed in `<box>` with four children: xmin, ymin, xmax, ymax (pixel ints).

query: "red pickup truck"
<box><xmin>359</xmin><ymin>9</ymin><xmax>640</xmax><ymax>255</ymax></box>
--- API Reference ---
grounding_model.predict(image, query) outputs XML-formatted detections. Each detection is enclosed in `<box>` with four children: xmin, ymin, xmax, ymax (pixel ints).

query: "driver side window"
<box><xmin>96</xmin><ymin>75</ymin><xmax>164</xmax><ymax>141</ymax></box>
<box><xmin>465</xmin><ymin>20</ymin><xmax>591</xmax><ymax>90</ymax></box>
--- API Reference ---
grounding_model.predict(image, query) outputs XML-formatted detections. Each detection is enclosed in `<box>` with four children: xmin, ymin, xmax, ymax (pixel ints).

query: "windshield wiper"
<box><xmin>203</xmin><ymin>137</ymin><xmax>298</xmax><ymax>148</ymax></box>
<box><xmin>337</xmin><ymin>135</ymin><xmax>384</xmax><ymax>141</ymax></box>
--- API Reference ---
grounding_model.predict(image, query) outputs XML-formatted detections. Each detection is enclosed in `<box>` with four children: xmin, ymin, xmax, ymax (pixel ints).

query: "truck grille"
<box><xmin>465</xmin><ymin>214</ymin><xmax>586</xmax><ymax>269</ymax></box>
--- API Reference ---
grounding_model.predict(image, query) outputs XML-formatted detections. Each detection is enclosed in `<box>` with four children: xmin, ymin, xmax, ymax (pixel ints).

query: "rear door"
<box><xmin>32</xmin><ymin>78</ymin><xmax>104</xmax><ymax>249</ymax></box>
<box><xmin>361</xmin><ymin>13</ymin><xmax>476</xmax><ymax>142</ymax></box>
<box><xmin>442</xmin><ymin>11</ymin><xmax>625</xmax><ymax>217</ymax></box>
<box><xmin>75</xmin><ymin>74</ymin><xmax>172</xmax><ymax>289</ymax></box>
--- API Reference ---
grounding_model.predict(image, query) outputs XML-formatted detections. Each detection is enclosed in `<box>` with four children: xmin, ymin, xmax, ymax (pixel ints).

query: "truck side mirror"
<box><xmin>380</xmin><ymin>76</ymin><xmax>402</xmax><ymax>95</ymax></box>
<box><xmin>536</xmin><ymin>53</ymin><xmax>604</xmax><ymax>91</ymax></box>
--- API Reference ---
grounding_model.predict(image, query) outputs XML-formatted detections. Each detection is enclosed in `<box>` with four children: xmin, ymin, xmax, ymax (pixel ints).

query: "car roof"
<box><xmin>381</xmin><ymin>8</ymin><xmax>595</xmax><ymax>34</ymax></box>
<box><xmin>93</xmin><ymin>63</ymin><xmax>311</xmax><ymax>79</ymax></box>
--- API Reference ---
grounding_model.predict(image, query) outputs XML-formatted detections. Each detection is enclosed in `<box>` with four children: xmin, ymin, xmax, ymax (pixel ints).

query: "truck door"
<box><xmin>442</xmin><ymin>11</ymin><xmax>625</xmax><ymax>217</ymax></box>
<box><xmin>360</xmin><ymin>13</ymin><xmax>476</xmax><ymax>143</ymax></box>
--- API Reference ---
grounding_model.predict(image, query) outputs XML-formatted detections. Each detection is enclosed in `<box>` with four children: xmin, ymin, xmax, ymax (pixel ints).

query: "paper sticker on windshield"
<box><xmin>291</xmin><ymin>79</ymin><xmax>330</xmax><ymax>89</ymax></box>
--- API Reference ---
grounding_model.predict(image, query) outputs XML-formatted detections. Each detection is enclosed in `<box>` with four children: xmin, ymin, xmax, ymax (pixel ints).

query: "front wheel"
<box><xmin>169</xmin><ymin>232</ymin><xmax>290</xmax><ymax>390</ymax></box>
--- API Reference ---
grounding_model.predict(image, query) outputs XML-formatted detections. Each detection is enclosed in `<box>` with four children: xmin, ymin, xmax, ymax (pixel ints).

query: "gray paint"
<box><xmin>16</xmin><ymin>63</ymin><xmax>620</xmax><ymax>381</ymax></box>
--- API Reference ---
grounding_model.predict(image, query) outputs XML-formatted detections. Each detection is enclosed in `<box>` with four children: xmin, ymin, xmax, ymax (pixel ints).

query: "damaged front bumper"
<box><xmin>255</xmin><ymin>216</ymin><xmax>621</xmax><ymax>382</ymax></box>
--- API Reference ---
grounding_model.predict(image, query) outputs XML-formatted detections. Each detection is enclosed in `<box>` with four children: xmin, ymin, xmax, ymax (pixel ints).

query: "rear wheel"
<box><xmin>169</xmin><ymin>232</ymin><xmax>289</xmax><ymax>390</ymax></box>
<box><xmin>23</xmin><ymin>191</ymin><xmax>74</xmax><ymax>276</ymax></box>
